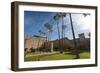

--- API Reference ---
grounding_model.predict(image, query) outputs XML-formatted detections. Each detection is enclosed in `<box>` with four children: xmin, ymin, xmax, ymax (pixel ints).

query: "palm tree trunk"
<box><xmin>46</xmin><ymin>33</ymin><xmax>49</xmax><ymax>52</ymax></box>
<box><xmin>50</xmin><ymin>32</ymin><xmax>53</xmax><ymax>52</ymax></box>
<box><xmin>56</xmin><ymin>20</ymin><xmax>61</xmax><ymax>52</ymax></box>
<box><xmin>37</xmin><ymin>37</ymin><xmax>41</xmax><ymax>53</ymax></box>
<box><xmin>69</xmin><ymin>13</ymin><xmax>80</xmax><ymax>59</ymax></box>
<box><xmin>61</xmin><ymin>16</ymin><xmax>64</xmax><ymax>53</ymax></box>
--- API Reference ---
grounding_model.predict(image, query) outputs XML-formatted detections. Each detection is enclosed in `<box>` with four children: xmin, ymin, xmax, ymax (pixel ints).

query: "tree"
<box><xmin>69</xmin><ymin>13</ymin><xmax>80</xmax><ymax>59</ymax></box>
<box><xmin>44</xmin><ymin>23</ymin><xmax>53</xmax><ymax>52</ymax></box>
<box><xmin>88</xmin><ymin>32</ymin><xmax>90</xmax><ymax>38</ymax></box>
<box><xmin>54</xmin><ymin>13</ymin><xmax>66</xmax><ymax>53</ymax></box>
<box><xmin>37</xmin><ymin>30</ymin><xmax>42</xmax><ymax>52</ymax></box>
<box><xmin>83</xmin><ymin>13</ymin><xmax>89</xmax><ymax>17</ymax></box>
<box><xmin>59</xmin><ymin>13</ymin><xmax>66</xmax><ymax>53</ymax></box>
<box><xmin>62</xmin><ymin>24</ymin><xmax>67</xmax><ymax>47</ymax></box>
<box><xmin>53</xmin><ymin>14</ymin><xmax>61</xmax><ymax>52</ymax></box>
<box><xmin>62</xmin><ymin>24</ymin><xmax>67</xmax><ymax>38</ymax></box>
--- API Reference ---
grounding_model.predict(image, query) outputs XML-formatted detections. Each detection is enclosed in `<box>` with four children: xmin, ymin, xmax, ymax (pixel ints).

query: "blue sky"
<box><xmin>24</xmin><ymin>11</ymin><xmax>90</xmax><ymax>40</ymax></box>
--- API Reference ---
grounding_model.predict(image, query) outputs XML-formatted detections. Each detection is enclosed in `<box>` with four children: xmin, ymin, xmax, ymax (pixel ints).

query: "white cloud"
<box><xmin>77</xmin><ymin>15</ymin><xmax>90</xmax><ymax>31</ymax></box>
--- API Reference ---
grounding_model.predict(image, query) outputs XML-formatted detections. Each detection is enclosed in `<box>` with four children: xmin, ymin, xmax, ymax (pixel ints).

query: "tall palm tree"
<box><xmin>53</xmin><ymin>14</ymin><xmax>61</xmax><ymax>52</ymax></box>
<box><xmin>54</xmin><ymin>13</ymin><xmax>66</xmax><ymax>53</ymax></box>
<box><xmin>83</xmin><ymin>13</ymin><xmax>89</xmax><ymax>17</ymax></box>
<box><xmin>44</xmin><ymin>23</ymin><xmax>53</xmax><ymax>52</ymax></box>
<box><xmin>62</xmin><ymin>24</ymin><xmax>67</xmax><ymax>38</ymax></box>
<box><xmin>69</xmin><ymin>13</ymin><xmax>80</xmax><ymax>59</ymax></box>
<box><xmin>59</xmin><ymin>13</ymin><xmax>66</xmax><ymax>53</ymax></box>
<box><xmin>38</xmin><ymin>30</ymin><xmax>48</xmax><ymax>52</ymax></box>
<box><xmin>41</xmin><ymin>31</ymin><xmax>48</xmax><ymax>51</ymax></box>
<box><xmin>62</xmin><ymin>24</ymin><xmax>67</xmax><ymax>51</ymax></box>
<box><xmin>37</xmin><ymin>30</ymin><xmax>42</xmax><ymax>52</ymax></box>
<box><xmin>88</xmin><ymin>32</ymin><xmax>90</xmax><ymax>38</ymax></box>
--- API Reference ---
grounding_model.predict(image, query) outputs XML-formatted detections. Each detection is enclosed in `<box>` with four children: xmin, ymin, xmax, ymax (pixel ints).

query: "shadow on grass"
<box><xmin>64</xmin><ymin>49</ymin><xmax>90</xmax><ymax>55</ymax></box>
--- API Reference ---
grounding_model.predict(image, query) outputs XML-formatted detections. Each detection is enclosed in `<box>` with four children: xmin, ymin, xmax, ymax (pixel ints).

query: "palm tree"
<box><xmin>69</xmin><ymin>13</ymin><xmax>80</xmax><ymax>59</ymax></box>
<box><xmin>88</xmin><ymin>32</ymin><xmax>90</xmax><ymax>38</ymax></box>
<box><xmin>54</xmin><ymin>13</ymin><xmax>66</xmax><ymax>53</ymax></box>
<box><xmin>59</xmin><ymin>13</ymin><xmax>66</xmax><ymax>53</ymax></box>
<box><xmin>44</xmin><ymin>23</ymin><xmax>53</xmax><ymax>52</ymax></box>
<box><xmin>39</xmin><ymin>30</ymin><xmax>48</xmax><ymax>52</ymax></box>
<box><xmin>62</xmin><ymin>24</ymin><xmax>67</xmax><ymax>38</ymax></box>
<box><xmin>83</xmin><ymin>13</ymin><xmax>89</xmax><ymax>17</ymax></box>
<box><xmin>37</xmin><ymin>30</ymin><xmax>42</xmax><ymax>52</ymax></box>
<box><xmin>53</xmin><ymin>14</ymin><xmax>61</xmax><ymax>52</ymax></box>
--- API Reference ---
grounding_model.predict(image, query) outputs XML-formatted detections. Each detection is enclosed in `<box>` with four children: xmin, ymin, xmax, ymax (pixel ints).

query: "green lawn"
<box><xmin>24</xmin><ymin>52</ymin><xmax>90</xmax><ymax>61</ymax></box>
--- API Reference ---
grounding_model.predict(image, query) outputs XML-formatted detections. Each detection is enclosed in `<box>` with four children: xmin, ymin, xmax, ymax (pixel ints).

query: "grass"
<box><xmin>24</xmin><ymin>51</ymin><xmax>90</xmax><ymax>61</ymax></box>
<box><xmin>79</xmin><ymin>52</ymin><xmax>90</xmax><ymax>58</ymax></box>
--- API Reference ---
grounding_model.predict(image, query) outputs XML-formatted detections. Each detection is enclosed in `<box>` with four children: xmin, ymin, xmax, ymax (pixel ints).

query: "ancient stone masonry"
<box><xmin>24</xmin><ymin>33</ymin><xmax>90</xmax><ymax>52</ymax></box>
<box><xmin>24</xmin><ymin>35</ymin><xmax>46</xmax><ymax>52</ymax></box>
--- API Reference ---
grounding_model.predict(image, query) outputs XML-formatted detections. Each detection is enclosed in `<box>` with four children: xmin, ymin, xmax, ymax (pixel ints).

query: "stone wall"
<box><xmin>24</xmin><ymin>35</ymin><xmax>46</xmax><ymax>51</ymax></box>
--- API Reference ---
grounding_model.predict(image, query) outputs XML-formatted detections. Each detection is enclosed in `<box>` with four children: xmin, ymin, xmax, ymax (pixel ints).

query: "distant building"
<box><xmin>52</xmin><ymin>33</ymin><xmax>90</xmax><ymax>51</ymax></box>
<box><xmin>78</xmin><ymin>33</ymin><xmax>90</xmax><ymax>50</ymax></box>
<box><xmin>52</xmin><ymin>38</ymin><xmax>73</xmax><ymax>51</ymax></box>
<box><xmin>79</xmin><ymin>33</ymin><xmax>84</xmax><ymax>39</ymax></box>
